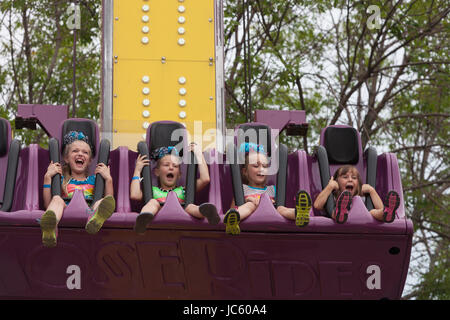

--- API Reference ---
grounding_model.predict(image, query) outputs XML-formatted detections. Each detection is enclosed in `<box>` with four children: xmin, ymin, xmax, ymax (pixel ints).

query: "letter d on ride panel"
<box><xmin>66</xmin><ymin>265</ymin><xmax>81</xmax><ymax>290</ymax></box>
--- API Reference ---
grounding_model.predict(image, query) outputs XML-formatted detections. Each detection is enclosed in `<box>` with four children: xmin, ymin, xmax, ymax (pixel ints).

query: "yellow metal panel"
<box><xmin>113</xmin><ymin>60</ymin><xmax>217</xmax><ymax>150</ymax></box>
<box><xmin>113</xmin><ymin>0</ymin><xmax>215</xmax><ymax>61</ymax></box>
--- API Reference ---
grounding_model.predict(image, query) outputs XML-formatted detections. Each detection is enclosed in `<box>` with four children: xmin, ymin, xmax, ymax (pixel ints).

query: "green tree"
<box><xmin>0</xmin><ymin>0</ymin><xmax>101</xmax><ymax>147</ymax></box>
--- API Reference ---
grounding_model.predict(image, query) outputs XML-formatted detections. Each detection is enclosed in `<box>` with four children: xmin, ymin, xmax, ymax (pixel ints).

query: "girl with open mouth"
<box><xmin>314</xmin><ymin>165</ymin><xmax>400</xmax><ymax>224</ymax></box>
<box><xmin>131</xmin><ymin>143</ymin><xmax>220</xmax><ymax>234</ymax></box>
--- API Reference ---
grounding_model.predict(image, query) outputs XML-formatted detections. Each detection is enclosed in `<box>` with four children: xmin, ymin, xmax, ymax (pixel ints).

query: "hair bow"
<box><xmin>239</xmin><ymin>142</ymin><xmax>266</xmax><ymax>155</ymax></box>
<box><xmin>151</xmin><ymin>146</ymin><xmax>179</xmax><ymax>161</ymax></box>
<box><xmin>63</xmin><ymin>130</ymin><xmax>92</xmax><ymax>152</ymax></box>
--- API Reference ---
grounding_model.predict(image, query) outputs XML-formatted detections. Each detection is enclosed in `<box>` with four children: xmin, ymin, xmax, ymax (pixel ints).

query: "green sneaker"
<box><xmin>41</xmin><ymin>210</ymin><xmax>57</xmax><ymax>248</ymax></box>
<box><xmin>295</xmin><ymin>190</ymin><xmax>312</xmax><ymax>227</ymax></box>
<box><xmin>85</xmin><ymin>195</ymin><xmax>115</xmax><ymax>234</ymax></box>
<box><xmin>224</xmin><ymin>209</ymin><xmax>240</xmax><ymax>235</ymax></box>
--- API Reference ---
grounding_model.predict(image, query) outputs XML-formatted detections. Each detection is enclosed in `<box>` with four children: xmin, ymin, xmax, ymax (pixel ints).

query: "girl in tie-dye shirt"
<box><xmin>40</xmin><ymin>131</ymin><xmax>116</xmax><ymax>248</ymax></box>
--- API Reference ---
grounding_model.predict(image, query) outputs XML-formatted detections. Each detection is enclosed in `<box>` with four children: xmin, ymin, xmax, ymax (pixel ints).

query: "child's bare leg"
<box><xmin>237</xmin><ymin>202</ymin><xmax>257</xmax><ymax>220</ymax></box>
<box><xmin>369</xmin><ymin>208</ymin><xmax>384</xmax><ymax>221</ymax></box>
<box><xmin>134</xmin><ymin>199</ymin><xmax>160</xmax><ymax>234</ymax></box>
<box><xmin>185</xmin><ymin>203</ymin><xmax>220</xmax><ymax>225</ymax></box>
<box><xmin>46</xmin><ymin>195</ymin><xmax>66</xmax><ymax>221</ymax></box>
<box><xmin>277</xmin><ymin>206</ymin><xmax>295</xmax><ymax>220</ymax></box>
<box><xmin>41</xmin><ymin>196</ymin><xmax>66</xmax><ymax>247</ymax></box>
<box><xmin>141</xmin><ymin>199</ymin><xmax>161</xmax><ymax>216</ymax></box>
<box><xmin>185</xmin><ymin>204</ymin><xmax>203</xmax><ymax>219</ymax></box>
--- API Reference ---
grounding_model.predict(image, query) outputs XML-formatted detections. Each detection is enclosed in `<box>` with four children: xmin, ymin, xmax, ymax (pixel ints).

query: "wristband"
<box><xmin>43</xmin><ymin>184</ymin><xmax>51</xmax><ymax>188</ymax></box>
<box><xmin>132</xmin><ymin>176</ymin><xmax>141</xmax><ymax>181</ymax></box>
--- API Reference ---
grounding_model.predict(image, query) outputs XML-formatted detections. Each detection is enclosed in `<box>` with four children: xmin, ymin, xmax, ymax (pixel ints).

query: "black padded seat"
<box><xmin>49</xmin><ymin>118</ymin><xmax>110</xmax><ymax>204</ymax></box>
<box><xmin>229</xmin><ymin>123</ymin><xmax>288</xmax><ymax>208</ymax></box>
<box><xmin>316</xmin><ymin>125</ymin><xmax>378</xmax><ymax>216</ymax></box>
<box><xmin>0</xmin><ymin>118</ymin><xmax>21</xmax><ymax>212</ymax></box>
<box><xmin>138</xmin><ymin>121</ymin><xmax>196</xmax><ymax>208</ymax></box>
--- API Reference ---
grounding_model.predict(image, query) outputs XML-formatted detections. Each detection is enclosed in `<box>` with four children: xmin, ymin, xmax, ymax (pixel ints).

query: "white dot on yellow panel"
<box><xmin>142</xmin><ymin>15</ymin><xmax>149</xmax><ymax>23</ymax></box>
<box><xmin>142</xmin><ymin>26</ymin><xmax>149</xmax><ymax>34</ymax></box>
<box><xmin>142</xmin><ymin>76</ymin><xmax>150</xmax><ymax>83</ymax></box>
<box><xmin>141</xmin><ymin>37</ymin><xmax>149</xmax><ymax>44</ymax></box>
<box><xmin>179</xmin><ymin>88</ymin><xmax>187</xmax><ymax>96</ymax></box>
<box><xmin>178</xmin><ymin>38</ymin><xmax>185</xmax><ymax>46</ymax></box>
<box><xmin>143</xmin><ymin>99</ymin><xmax>150</xmax><ymax>106</ymax></box>
<box><xmin>142</xmin><ymin>87</ymin><xmax>150</xmax><ymax>95</ymax></box>
<box><xmin>179</xmin><ymin>99</ymin><xmax>187</xmax><ymax>107</ymax></box>
<box><xmin>178</xmin><ymin>77</ymin><xmax>186</xmax><ymax>84</ymax></box>
<box><xmin>179</xmin><ymin>111</ymin><xmax>186</xmax><ymax>119</ymax></box>
<box><xmin>142</xmin><ymin>110</ymin><xmax>150</xmax><ymax>118</ymax></box>
<box><xmin>178</xmin><ymin>27</ymin><xmax>185</xmax><ymax>35</ymax></box>
<box><xmin>142</xmin><ymin>5</ymin><xmax>149</xmax><ymax>12</ymax></box>
<box><xmin>178</xmin><ymin>6</ymin><xmax>185</xmax><ymax>13</ymax></box>
<box><xmin>178</xmin><ymin>16</ymin><xmax>186</xmax><ymax>24</ymax></box>
<box><xmin>143</xmin><ymin>122</ymin><xmax>150</xmax><ymax>129</ymax></box>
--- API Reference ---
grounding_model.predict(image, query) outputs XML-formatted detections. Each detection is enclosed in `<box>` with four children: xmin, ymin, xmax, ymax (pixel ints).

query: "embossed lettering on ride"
<box><xmin>366</xmin><ymin>265</ymin><xmax>381</xmax><ymax>290</ymax></box>
<box><xmin>66</xmin><ymin>265</ymin><xmax>81</xmax><ymax>290</ymax></box>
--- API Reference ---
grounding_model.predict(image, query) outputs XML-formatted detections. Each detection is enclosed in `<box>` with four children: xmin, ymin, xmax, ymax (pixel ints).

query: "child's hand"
<box><xmin>246</xmin><ymin>196</ymin><xmax>260</xmax><ymax>206</ymax></box>
<box><xmin>361</xmin><ymin>184</ymin><xmax>373</xmax><ymax>194</ymax></box>
<box><xmin>327</xmin><ymin>176</ymin><xmax>339</xmax><ymax>191</ymax></box>
<box><xmin>189</xmin><ymin>142</ymin><xmax>202</xmax><ymax>156</ymax></box>
<box><xmin>45</xmin><ymin>161</ymin><xmax>62</xmax><ymax>179</ymax></box>
<box><xmin>95</xmin><ymin>163</ymin><xmax>112</xmax><ymax>181</ymax></box>
<box><xmin>135</xmin><ymin>154</ymin><xmax>150</xmax><ymax>173</ymax></box>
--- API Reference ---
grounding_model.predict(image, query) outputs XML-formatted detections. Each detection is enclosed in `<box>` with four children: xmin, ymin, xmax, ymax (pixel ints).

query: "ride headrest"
<box><xmin>0</xmin><ymin>118</ymin><xmax>9</xmax><ymax>157</ymax></box>
<box><xmin>236</xmin><ymin>123</ymin><xmax>272</xmax><ymax>157</ymax></box>
<box><xmin>148</xmin><ymin>121</ymin><xmax>186</xmax><ymax>157</ymax></box>
<box><xmin>61</xmin><ymin>119</ymin><xmax>97</xmax><ymax>156</ymax></box>
<box><xmin>324</xmin><ymin>126</ymin><xmax>359</xmax><ymax>164</ymax></box>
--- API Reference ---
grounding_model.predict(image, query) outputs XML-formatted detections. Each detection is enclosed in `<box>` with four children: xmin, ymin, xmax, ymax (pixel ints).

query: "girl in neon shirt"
<box><xmin>130</xmin><ymin>143</ymin><xmax>220</xmax><ymax>234</ymax></box>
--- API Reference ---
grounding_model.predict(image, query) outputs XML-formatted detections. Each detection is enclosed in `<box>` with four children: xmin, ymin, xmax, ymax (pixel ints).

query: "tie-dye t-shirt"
<box><xmin>61</xmin><ymin>175</ymin><xmax>96</xmax><ymax>204</ymax></box>
<box><xmin>152</xmin><ymin>186</ymin><xmax>185</xmax><ymax>205</ymax></box>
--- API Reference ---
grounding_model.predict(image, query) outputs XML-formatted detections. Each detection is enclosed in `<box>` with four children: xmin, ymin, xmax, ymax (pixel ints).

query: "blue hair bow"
<box><xmin>151</xmin><ymin>146</ymin><xmax>179</xmax><ymax>161</ymax></box>
<box><xmin>63</xmin><ymin>131</ymin><xmax>92</xmax><ymax>151</ymax></box>
<box><xmin>239</xmin><ymin>142</ymin><xmax>266</xmax><ymax>155</ymax></box>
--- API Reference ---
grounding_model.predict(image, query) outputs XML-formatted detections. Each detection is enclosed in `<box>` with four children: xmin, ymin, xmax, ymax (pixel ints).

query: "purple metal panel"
<box><xmin>0</xmin><ymin>225</ymin><xmax>411</xmax><ymax>299</ymax></box>
<box><xmin>254</xmin><ymin>109</ymin><xmax>307</xmax><ymax>134</ymax></box>
<box><xmin>17</xmin><ymin>104</ymin><xmax>68</xmax><ymax>138</ymax></box>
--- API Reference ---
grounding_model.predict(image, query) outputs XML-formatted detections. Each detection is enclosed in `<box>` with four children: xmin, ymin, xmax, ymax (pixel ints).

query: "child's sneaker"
<box><xmin>199</xmin><ymin>203</ymin><xmax>220</xmax><ymax>225</ymax></box>
<box><xmin>134</xmin><ymin>212</ymin><xmax>155</xmax><ymax>234</ymax></box>
<box><xmin>295</xmin><ymin>190</ymin><xmax>312</xmax><ymax>227</ymax></box>
<box><xmin>333</xmin><ymin>190</ymin><xmax>352</xmax><ymax>224</ymax></box>
<box><xmin>224</xmin><ymin>209</ymin><xmax>240</xmax><ymax>235</ymax></box>
<box><xmin>41</xmin><ymin>210</ymin><xmax>57</xmax><ymax>248</ymax></box>
<box><xmin>383</xmin><ymin>190</ymin><xmax>400</xmax><ymax>223</ymax></box>
<box><xmin>85</xmin><ymin>195</ymin><xmax>115</xmax><ymax>234</ymax></box>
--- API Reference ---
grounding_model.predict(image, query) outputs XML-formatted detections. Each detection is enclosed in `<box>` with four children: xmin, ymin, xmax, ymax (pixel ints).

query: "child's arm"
<box><xmin>130</xmin><ymin>154</ymin><xmax>149</xmax><ymax>201</ymax></box>
<box><xmin>43</xmin><ymin>161</ymin><xmax>62</xmax><ymax>208</ymax></box>
<box><xmin>313</xmin><ymin>176</ymin><xmax>338</xmax><ymax>210</ymax></box>
<box><xmin>95</xmin><ymin>163</ymin><xmax>114</xmax><ymax>197</ymax></box>
<box><xmin>191</xmin><ymin>143</ymin><xmax>210</xmax><ymax>192</ymax></box>
<box><xmin>361</xmin><ymin>184</ymin><xmax>383</xmax><ymax>210</ymax></box>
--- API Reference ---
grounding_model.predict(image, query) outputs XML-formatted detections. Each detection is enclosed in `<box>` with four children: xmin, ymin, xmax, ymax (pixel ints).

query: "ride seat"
<box><xmin>228</xmin><ymin>123</ymin><xmax>288</xmax><ymax>208</ymax></box>
<box><xmin>316</xmin><ymin>125</ymin><xmax>377</xmax><ymax>217</ymax></box>
<box><xmin>48</xmin><ymin>118</ymin><xmax>110</xmax><ymax>205</ymax></box>
<box><xmin>137</xmin><ymin>121</ymin><xmax>197</xmax><ymax>208</ymax></box>
<box><xmin>0</xmin><ymin>118</ymin><xmax>21</xmax><ymax>212</ymax></box>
